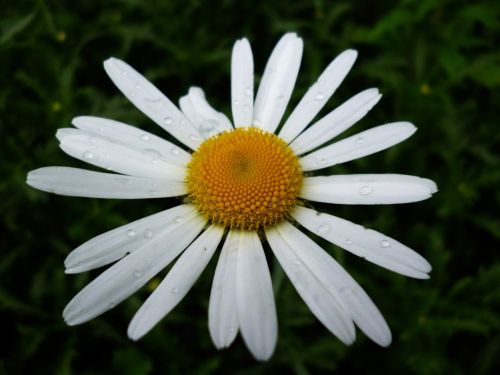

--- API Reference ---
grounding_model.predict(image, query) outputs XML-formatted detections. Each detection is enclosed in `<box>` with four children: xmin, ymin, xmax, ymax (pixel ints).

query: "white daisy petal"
<box><xmin>64</xmin><ymin>205</ymin><xmax>195</xmax><ymax>274</ymax></box>
<box><xmin>187</xmin><ymin>88</ymin><xmax>232</xmax><ymax>130</ymax></box>
<box><xmin>292</xmin><ymin>206</ymin><xmax>432</xmax><ymax>278</ymax></box>
<box><xmin>179</xmin><ymin>96</ymin><xmax>201</xmax><ymax>129</ymax></box>
<box><xmin>301</xmin><ymin>174</ymin><xmax>438</xmax><ymax>204</ymax></box>
<box><xmin>253</xmin><ymin>33</ymin><xmax>303</xmax><ymax>133</ymax></box>
<box><xmin>265</xmin><ymin>226</ymin><xmax>356</xmax><ymax>344</ymax></box>
<box><xmin>26</xmin><ymin>167</ymin><xmax>185</xmax><ymax>200</ymax></box>
<box><xmin>236</xmin><ymin>230</ymin><xmax>278</xmax><ymax>361</ymax></box>
<box><xmin>274</xmin><ymin>221</ymin><xmax>391</xmax><ymax>347</ymax></box>
<box><xmin>56</xmin><ymin>129</ymin><xmax>186</xmax><ymax>181</ymax></box>
<box><xmin>63</xmin><ymin>211</ymin><xmax>206</xmax><ymax>326</ymax></box>
<box><xmin>279</xmin><ymin>50</ymin><xmax>358</xmax><ymax>143</ymax></box>
<box><xmin>72</xmin><ymin>116</ymin><xmax>190</xmax><ymax>167</ymax></box>
<box><xmin>231</xmin><ymin>38</ymin><xmax>254</xmax><ymax>127</ymax></box>
<box><xmin>299</xmin><ymin>122</ymin><xmax>416</xmax><ymax>171</ymax></box>
<box><xmin>209</xmin><ymin>230</ymin><xmax>240</xmax><ymax>349</ymax></box>
<box><xmin>103</xmin><ymin>57</ymin><xmax>203</xmax><ymax>150</ymax></box>
<box><xmin>128</xmin><ymin>224</ymin><xmax>224</xmax><ymax>340</ymax></box>
<box><xmin>290</xmin><ymin>88</ymin><xmax>382</xmax><ymax>155</ymax></box>
<box><xmin>180</xmin><ymin>87</ymin><xmax>233</xmax><ymax>138</ymax></box>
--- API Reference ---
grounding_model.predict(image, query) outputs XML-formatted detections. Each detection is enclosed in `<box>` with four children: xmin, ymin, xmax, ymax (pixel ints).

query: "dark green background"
<box><xmin>1</xmin><ymin>0</ymin><xmax>499</xmax><ymax>374</ymax></box>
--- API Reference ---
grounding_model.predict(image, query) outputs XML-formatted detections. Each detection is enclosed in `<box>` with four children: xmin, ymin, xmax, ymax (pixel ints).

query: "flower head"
<box><xmin>27</xmin><ymin>33</ymin><xmax>437</xmax><ymax>361</ymax></box>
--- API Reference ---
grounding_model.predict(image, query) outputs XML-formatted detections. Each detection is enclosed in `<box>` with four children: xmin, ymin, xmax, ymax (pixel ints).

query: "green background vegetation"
<box><xmin>1</xmin><ymin>0</ymin><xmax>499</xmax><ymax>373</ymax></box>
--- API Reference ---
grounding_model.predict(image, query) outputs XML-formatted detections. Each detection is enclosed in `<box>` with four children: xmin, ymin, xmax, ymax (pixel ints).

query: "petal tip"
<box><xmin>103</xmin><ymin>57</ymin><xmax>118</xmax><ymax>66</ymax></box>
<box><xmin>62</xmin><ymin>309</ymin><xmax>76</xmax><ymax>326</ymax></box>
<box><xmin>64</xmin><ymin>266</ymin><xmax>81</xmax><ymax>274</ymax></box>
<box><xmin>127</xmin><ymin>327</ymin><xmax>143</xmax><ymax>341</ymax></box>
<box><xmin>345</xmin><ymin>49</ymin><xmax>358</xmax><ymax>59</ymax></box>
<box><xmin>425</xmin><ymin>179</ymin><xmax>438</xmax><ymax>194</ymax></box>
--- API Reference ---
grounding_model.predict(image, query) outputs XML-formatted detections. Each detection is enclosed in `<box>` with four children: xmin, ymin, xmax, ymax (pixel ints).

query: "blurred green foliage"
<box><xmin>1</xmin><ymin>0</ymin><xmax>499</xmax><ymax>374</ymax></box>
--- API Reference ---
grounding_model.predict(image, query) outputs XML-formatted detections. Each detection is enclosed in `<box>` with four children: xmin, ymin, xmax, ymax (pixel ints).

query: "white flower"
<box><xmin>27</xmin><ymin>33</ymin><xmax>437</xmax><ymax>361</ymax></box>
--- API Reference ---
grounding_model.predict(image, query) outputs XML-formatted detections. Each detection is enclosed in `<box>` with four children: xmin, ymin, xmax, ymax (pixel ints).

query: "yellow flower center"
<box><xmin>186</xmin><ymin>127</ymin><xmax>303</xmax><ymax>230</ymax></box>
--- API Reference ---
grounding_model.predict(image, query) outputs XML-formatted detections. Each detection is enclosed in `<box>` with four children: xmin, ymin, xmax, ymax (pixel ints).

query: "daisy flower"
<box><xmin>27</xmin><ymin>33</ymin><xmax>437</xmax><ymax>361</ymax></box>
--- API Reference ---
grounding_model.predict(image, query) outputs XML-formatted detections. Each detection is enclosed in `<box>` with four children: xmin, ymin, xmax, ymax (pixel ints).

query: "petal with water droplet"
<box><xmin>71</xmin><ymin>116</ymin><xmax>191</xmax><ymax>167</ymax></box>
<box><xmin>253</xmin><ymin>33</ymin><xmax>303</xmax><ymax>133</ymax></box>
<box><xmin>26</xmin><ymin>167</ymin><xmax>186</xmax><ymax>200</ymax></box>
<box><xmin>57</xmin><ymin>129</ymin><xmax>186</xmax><ymax>181</ymax></box>
<box><xmin>279</xmin><ymin>50</ymin><xmax>358</xmax><ymax>143</ymax></box>
<box><xmin>209</xmin><ymin>230</ymin><xmax>240</xmax><ymax>349</ymax></box>
<box><xmin>103</xmin><ymin>58</ymin><xmax>203</xmax><ymax>150</ymax></box>
<box><xmin>128</xmin><ymin>224</ymin><xmax>224</xmax><ymax>340</ymax></box>
<box><xmin>236</xmin><ymin>230</ymin><xmax>277</xmax><ymax>361</ymax></box>
<box><xmin>266</xmin><ymin>225</ymin><xmax>356</xmax><ymax>344</ymax></box>
<box><xmin>180</xmin><ymin>87</ymin><xmax>232</xmax><ymax>138</ymax></box>
<box><xmin>292</xmin><ymin>206</ymin><xmax>432</xmax><ymax>278</ymax></box>
<box><xmin>299</xmin><ymin>122</ymin><xmax>416</xmax><ymax>171</ymax></box>
<box><xmin>63</xmin><ymin>211</ymin><xmax>206</xmax><ymax>326</ymax></box>
<box><xmin>231</xmin><ymin>38</ymin><xmax>254</xmax><ymax>127</ymax></box>
<box><xmin>289</xmin><ymin>88</ymin><xmax>381</xmax><ymax>155</ymax></box>
<box><xmin>64</xmin><ymin>205</ymin><xmax>197</xmax><ymax>274</ymax></box>
<box><xmin>271</xmin><ymin>221</ymin><xmax>391</xmax><ymax>347</ymax></box>
<box><xmin>301</xmin><ymin>174</ymin><xmax>438</xmax><ymax>204</ymax></box>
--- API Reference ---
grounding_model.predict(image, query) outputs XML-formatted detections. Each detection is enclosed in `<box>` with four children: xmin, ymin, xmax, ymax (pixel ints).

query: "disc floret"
<box><xmin>186</xmin><ymin>128</ymin><xmax>302</xmax><ymax>230</ymax></box>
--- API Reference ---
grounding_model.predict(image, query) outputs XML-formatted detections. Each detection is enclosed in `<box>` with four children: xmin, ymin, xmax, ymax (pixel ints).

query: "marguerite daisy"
<box><xmin>27</xmin><ymin>33</ymin><xmax>437</xmax><ymax>361</ymax></box>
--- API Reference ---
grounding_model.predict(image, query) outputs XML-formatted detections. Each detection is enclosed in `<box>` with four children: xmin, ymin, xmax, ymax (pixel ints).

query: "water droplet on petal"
<box><xmin>234</xmin><ymin>100</ymin><xmax>240</xmax><ymax>106</ymax></box>
<box><xmin>115</xmin><ymin>177</ymin><xmax>130</xmax><ymax>185</ymax></box>
<box><xmin>170</xmin><ymin>147</ymin><xmax>180</xmax><ymax>156</ymax></box>
<box><xmin>356</xmin><ymin>136</ymin><xmax>365</xmax><ymax>144</ymax></box>
<box><xmin>135</xmin><ymin>84</ymin><xmax>141</xmax><ymax>90</ymax></box>
<box><xmin>276</xmin><ymin>95</ymin><xmax>285</xmax><ymax>103</ymax></box>
<box><xmin>202</xmin><ymin>121</ymin><xmax>214</xmax><ymax>132</ymax></box>
<box><xmin>244</xmin><ymin>87</ymin><xmax>252</xmax><ymax>97</ymax></box>
<box><xmin>144</xmin><ymin>97</ymin><xmax>161</xmax><ymax>104</ymax></box>
<box><xmin>345</xmin><ymin>239</ymin><xmax>353</xmax><ymax>245</ymax></box>
<box><xmin>140</xmin><ymin>133</ymin><xmax>150</xmax><ymax>141</ymax></box>
<box><xmin>163</xmin><ymin>117</ymin><xmax>173</xmax><ymax>125</ymax></box>
<box><xmin>317</xmin><ymin>222</ymin><xmax>331</xmax><ymax>235</ymax></box>
<box><xmin>143</xmin><ymin>148</ymin><xmax>162</xmax><ymax>158</ymax></box>
<box><xmin>319</xmin><ymin>157</ymin><xmax>328</xmax><ymax>164</ymax></box>
<box><xmin>143</xmin><ymin>229</ymin><xmax>153</xmax><ymax>238</ymax></box>
<box><xmin>314</xmin><ymin>92</ymin><xmax>325</xmax><ymax>101</ymax></box>
<box><xmin>380</xmin><ymin>239</ymin><xmax>391</xmax><ymax>248</ymax></box>
<box><xmin>359</xmin><ymin>185</ymin><xmax>373</xmax><ymax>195</ymax></box>
<box><xmin>133</xmin><ymin>270</ymin><xmax>142</xmax><ymax>278</ymax></box>
<box><xmin>171</xmin><ymin>287</ymin><xmax>179</xmax><ymax>294</ymax></box>
<box><xmin>173</xmin><ymin>216</ymin><xmax>183</xmax><ymax>223</ymax></box>
<box><xmin>126</xmin><ymin>229</ymin><xmax>136</xmax><ymax>237</ymax></box>
<box><xmin>200</xmin><ymin>120</ymin><xmax>217</xmax><ymax>133</ymax></box>
<box><xmin>292</xmin><ymin>259</ymin><xmax>302</xmax><ymax>266</ymax></box>
<box><xmin>229</xmin><ymin>325</ymin><xmax>236</xmax><ymax>333</ymax></box>
<box><xmin>82</xmin><ymin>151</ymin><xmax>94</xmax><ymax>159</ymax></box>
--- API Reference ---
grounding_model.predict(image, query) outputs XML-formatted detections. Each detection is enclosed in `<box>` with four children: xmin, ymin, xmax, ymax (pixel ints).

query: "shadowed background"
<box><xmin>1</xmin><ymin>0</ymin><xmax>499</xmax><ymax>373</ymax></box>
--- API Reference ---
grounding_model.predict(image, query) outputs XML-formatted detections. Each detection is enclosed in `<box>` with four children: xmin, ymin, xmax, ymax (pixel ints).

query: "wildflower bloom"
<box><xmin>27</xmin><ymin>33</ymin><xmax>437</xmax><ymax>360</ymax></box>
